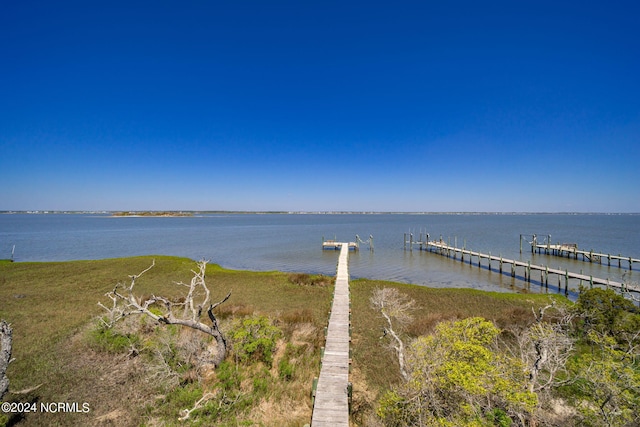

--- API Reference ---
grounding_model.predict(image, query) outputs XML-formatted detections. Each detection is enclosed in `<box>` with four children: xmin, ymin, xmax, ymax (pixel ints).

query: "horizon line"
<box><xmin>2</xmin><ymin>210</ymin><xmax>639</xmax><ymax>215</ymax></box>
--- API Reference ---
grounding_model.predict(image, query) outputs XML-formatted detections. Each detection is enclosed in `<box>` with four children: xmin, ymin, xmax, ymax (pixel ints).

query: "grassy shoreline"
<box><xmin>0</xmin><ymin>256</ymin><xmax>567</xmax><ymax>426</ymax></box>
<box><xmin>111</xmin><ymin>211</ymin><xmax>194</xmax><ymax>217</ymax></box>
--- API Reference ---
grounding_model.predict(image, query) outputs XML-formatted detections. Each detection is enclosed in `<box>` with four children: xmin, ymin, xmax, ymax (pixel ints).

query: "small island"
<box><xmin>111</xmin><ymin>211</ymin><xmax>194</xmax><ymax>217</ymax></box>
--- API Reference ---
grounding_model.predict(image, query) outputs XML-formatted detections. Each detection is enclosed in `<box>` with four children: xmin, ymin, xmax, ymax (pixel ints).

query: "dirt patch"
<box><xmin>94</xmin><ymin>409</ymin><xmax>126</xmax><ymax>423</ymax></box>
<box><xmin>17</xmin><ymin>328</ymin><xmax>160</xmax><ymax>427</ymax></box>
<box><xmin>69</xmin><ymin>339</ymin><xmax>152</xmax><ymax>426</ymax></box>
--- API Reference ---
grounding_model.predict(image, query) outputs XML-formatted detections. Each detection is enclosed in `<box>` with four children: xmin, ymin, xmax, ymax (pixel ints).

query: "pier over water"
<box><xmin>311</xmin><ymin>243</ymin><xmax>351</xmax><ymax>426</ymax></box>
<box><xmin>522</xmin><ymin>234</ymin><xmax>640</xmax><ymax>271</ymax></box>
<box><xmin>404</xmin><ymin>233</ymin><xmax>640</xmax><ymax>296</ymax></box>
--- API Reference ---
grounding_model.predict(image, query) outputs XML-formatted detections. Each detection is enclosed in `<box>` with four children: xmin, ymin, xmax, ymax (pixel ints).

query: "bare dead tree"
<box><xmin>511</xmin><ymin>302</ymin><xmax>575</xmax><ymax>395</ymax></box>
<box><xmin>621</xmin><ymin>271</ymin><xmax>640</xmax><ymax>306</ymax></box>
<box><xmin>370</xmin><ymin>287</ymin><xmax>416</xmax><ymax>382</ymax></box>
<box><xmin>98</xmin><ymin>259</ymin><xmax>231</xmax><ymax>367</ymax></box>
<box><xmin>1</xmin><ymin>320</ymin><xmax>12</xmax><ymax>400</ymax></box>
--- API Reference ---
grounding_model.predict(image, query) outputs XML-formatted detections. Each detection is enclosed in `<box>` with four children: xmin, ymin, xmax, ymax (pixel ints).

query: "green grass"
<box><xmin>0</xmin><ymin>256</ymin><xmax>571</xmax><ymax>426</ymax></box>
<box><xmin>1</xmin><ymin>257</ymin><xmax>195</xmax><ymax>383</ymax></box>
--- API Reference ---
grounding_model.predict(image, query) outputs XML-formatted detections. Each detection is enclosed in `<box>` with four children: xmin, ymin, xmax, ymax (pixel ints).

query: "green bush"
<box><xmin>89</xmin><ymin>326</ymin><xmax>139</xmax><ymax>353</ymax></box>
<box><xmin>165</xmin><ymin>382</ymin><xmax>204</xmax><ymax>409</ymax></box>
<box><xmin>278</xmin><ymin>358</ymin><xmax>294</xmax><ymax>381</ymax></box>
<box><xmin>486</xmin><ymin>408</ymin><xmax>512</xmax><ymax>427</ymax></box>
<box><xmin>574</xmin><ymin>287</ymin><xmax>640</xmax><ymax>363</ymax></box>
<box><xmin>377</xmin><ymin>317</ymin><xmax>537</xmax><ymax>426</ymax></box>
<box><xmin>230</xmin><ymin>315</ymin><xmax>282</xmax><ymax>366</ymax></box>
<box><xmin>377</xmin><ymin>390</ymin><xmax>415</xmax><ymax>427</ymax></box>
<box><xmin>216</xmin><ymin>360</ymin><xmax>242</xmax><ymax>391</ymax></box>
<box><xmin>277</xmin><ymin>343</ymin><xmax>298</xmax><ymax>381</ymax></box>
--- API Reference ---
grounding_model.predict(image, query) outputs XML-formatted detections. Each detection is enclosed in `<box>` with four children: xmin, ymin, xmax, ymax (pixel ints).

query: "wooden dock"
<box><xmin>420</xmin><ymin>239</ymin><xmax>640</xmax><ymax>295</ymax></box>
<box><xmin>323</xmin><ymin>235</ymin><xmax>373</xmax><ymax>251</ymax></box>
<box><xmin>523</xmin><ymin>235</ymin><xmax>640</xmax><ymax>270</ymax></box>
<box><xmin>311</xmin><ymin>243</ymin><xmax>351</xmax><ymax>426</ymax></box>
<box><xmin>322</xmin><ymin>239</ymin><xmax>358</xmax><ymax>250</ymax></box>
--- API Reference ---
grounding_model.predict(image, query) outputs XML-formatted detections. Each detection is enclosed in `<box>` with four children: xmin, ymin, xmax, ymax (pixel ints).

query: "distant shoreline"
<box><xmin>1</xmin><ymin>210</ymin><xmax>639</xmax><ymax>216</ymax></box>
<box><xmin>111</xmin><ymin>211</ymin><xmax>194</xmax><ymax>217</ymax></box>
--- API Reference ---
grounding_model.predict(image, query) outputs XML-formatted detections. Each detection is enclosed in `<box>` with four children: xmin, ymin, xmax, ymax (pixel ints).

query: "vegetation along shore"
<box><xmin>111</xmin><ymin>211</ymin><xmax>194</xmax><ymax>217</ymax></box>
<box><xmin>0</xmin><ymin>256</ymin><xmax>638</xmax><ymax>426</ymax></box>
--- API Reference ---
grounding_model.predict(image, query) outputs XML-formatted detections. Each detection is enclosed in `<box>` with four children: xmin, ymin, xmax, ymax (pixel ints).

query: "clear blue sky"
<box><xmin>1</xmin><ymin>1</ymin><xmax>639</xmax><ymax>212</ymax></box>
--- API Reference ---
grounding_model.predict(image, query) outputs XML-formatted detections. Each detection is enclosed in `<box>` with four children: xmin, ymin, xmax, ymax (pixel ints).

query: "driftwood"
<box><xmin>0</xmin><ymin>319</ymin><xmax>12</xmax><ymax>400</ymax></box>
<box><xmin>99</xmin><ymin>260</ymin><xmax>231</xmax><ymax>367</ymax></box>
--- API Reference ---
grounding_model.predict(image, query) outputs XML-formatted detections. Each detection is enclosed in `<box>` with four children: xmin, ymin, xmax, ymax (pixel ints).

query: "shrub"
<box><xmin>230</xmin><ymin>316</ymin><xmax>282</xmax><ymax>366</ymax></box>
<box><xmin>378</xmin><ymin>317</ymin><xmax>537</xmax><ymax>426</ymax></box>
<box><xmin>487</xmin><ymin>408</ymin><xmax>513</xmax><ymax>427</ymax></box>
<box><xmin>278</xmin><ymin>358</ymin><xmax>294</xmax><ymax>381</ymax></box>
<box><xmin>573</xmin><ymin>287</ymin><xmax>640</xmax><ymax>345</ymax></box>
<box><xmin>89</xmin><ymin>326</ymin><xmax>139</xmax><ymax>353</ymax></box>
<box><xmin>165</xmin><ymin>382</ymin><xmax>203</xmax><ymax>409</ymax></box>
<box><xmin>377</xmin><ymin>390</ymin><xmax>415</xmax><ymax>427</ymax></box>
<box><xmin>216</xmin><ymin>360</ymin><xmax>242</xmax><ymax>391</ymax></box>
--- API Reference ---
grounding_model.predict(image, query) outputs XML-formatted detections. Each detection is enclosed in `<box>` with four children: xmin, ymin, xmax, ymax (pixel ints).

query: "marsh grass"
<box><xmin>287</xmin><ymin>272</ymin><xmax>333</xmax><ymax>287</ymax></box>
<box><xmin>0</xmin><ymin>256</ymin><xmax>568</xmax><ymax>426</ymax></box>
<box><xmin>0</xmin><ymin>256</ymin><xmax>331</xmax><ymax>426</ymax></box>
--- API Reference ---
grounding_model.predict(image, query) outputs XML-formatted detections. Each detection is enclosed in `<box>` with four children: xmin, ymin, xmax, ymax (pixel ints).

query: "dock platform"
<box><xmin>322</xmin><ymin>240</ymin><xmax>358</xmax><ymax>250</ymax></box>
<box><xmin>311</xmin><ymin>243</ymin><xmax>351</xmax><ymax>426</ymax></box>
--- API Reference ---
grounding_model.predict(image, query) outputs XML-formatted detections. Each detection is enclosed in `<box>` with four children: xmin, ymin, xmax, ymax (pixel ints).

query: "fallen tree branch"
<box><xmin>179</xmin><ymin>392</ymin><xmax>216</xmax><ymax>421</ymax></box>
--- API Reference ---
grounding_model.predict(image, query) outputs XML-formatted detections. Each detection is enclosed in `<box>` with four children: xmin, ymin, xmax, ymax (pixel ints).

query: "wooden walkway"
<box><xmin>311</xmin><ymin>243</ymin><xmax>351</xmax><ymax>426</ymax></box>
<box><xmin>425</xmin><ymin>240</ymin><xmax>640</xmax><ymax>294</ymax></box>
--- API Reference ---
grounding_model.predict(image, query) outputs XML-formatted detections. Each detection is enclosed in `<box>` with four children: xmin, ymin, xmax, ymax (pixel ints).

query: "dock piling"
<box><xmin>520</xmin><ymin>234</ymin><xmax>523</xmax><ymax>254</ymax></box>
<box><xmin>545</xmin><ymin>266</ymin><xmax>549</xmax><ymax>287</ymax></box>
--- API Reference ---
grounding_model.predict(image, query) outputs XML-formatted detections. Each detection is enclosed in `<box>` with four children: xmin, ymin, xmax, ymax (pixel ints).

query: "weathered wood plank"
<box><xmin>312</xmin><ymin>243</ymin><xmax>351</xmax><ymax>426</ymax></box>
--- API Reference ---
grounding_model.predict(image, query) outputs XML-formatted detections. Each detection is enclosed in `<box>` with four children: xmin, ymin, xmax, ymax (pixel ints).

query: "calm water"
<box><xmin>1</xmin><ymin>213</ymin><xmax>638</xmax><ymax>296</ymax></box>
